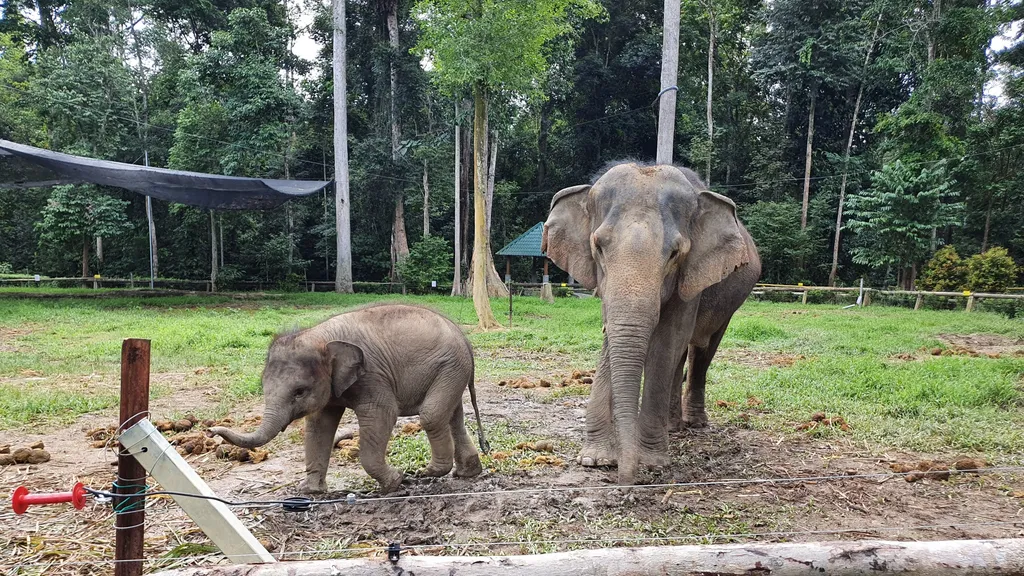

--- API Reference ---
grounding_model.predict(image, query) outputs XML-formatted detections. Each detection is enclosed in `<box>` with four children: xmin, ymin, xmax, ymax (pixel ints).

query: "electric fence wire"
<box><xmin>3</xmin><ymin>520</ymin><xmax>1022</xmax><ymax>571</ymax></box>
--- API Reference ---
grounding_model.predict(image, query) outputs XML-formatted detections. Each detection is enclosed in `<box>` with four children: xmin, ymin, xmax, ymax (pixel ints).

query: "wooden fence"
<box><xmin>752</xmin><ymin>283</ymin><xmax>1024</xmax><ymax>312</ymax></box>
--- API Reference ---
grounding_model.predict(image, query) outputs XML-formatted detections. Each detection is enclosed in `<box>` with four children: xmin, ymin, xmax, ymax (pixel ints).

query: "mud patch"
<box><xmin>937</xmin><ymin>333</ymin><xmax>1024</xmax><ymax>358</ymax></box>
<box><xmin>717</xmin><ymin>349</ymin><xmax>806</xmax><ymax>368</ymax></box>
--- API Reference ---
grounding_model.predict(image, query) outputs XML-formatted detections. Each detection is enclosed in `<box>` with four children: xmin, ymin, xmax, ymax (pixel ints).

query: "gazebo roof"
<box><xmin>496</xmin><ymin>222</ymin><xmax>546</xmax><ymax>257</ymax></box>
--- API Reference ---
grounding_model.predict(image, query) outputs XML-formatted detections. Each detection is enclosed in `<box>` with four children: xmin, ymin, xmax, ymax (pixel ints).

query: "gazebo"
<box><xmin>496</xmin><ymin>222</ymin><xmax>555</xmax><ymax>302</ymax></box>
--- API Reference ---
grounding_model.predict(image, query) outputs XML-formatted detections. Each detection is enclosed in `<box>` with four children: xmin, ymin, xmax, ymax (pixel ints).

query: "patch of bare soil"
<box><xmin>0</xmin><ymin>325</ymin><xmax>36</xmax><ymax>353</ymax></box>
<box><xmin>717</xmin><ymin>349</ymin><xmax>807</xmax><ymax>368</ymax></box>
<box><xmin>937</xmin><ymin>333</ymin><xmax>1024</xmax><ymax>358</ymax></box>
<box><xmin>3</xmin><ymin>368</ymin><xmax>1024</xmax><ymax>575</ymax></box>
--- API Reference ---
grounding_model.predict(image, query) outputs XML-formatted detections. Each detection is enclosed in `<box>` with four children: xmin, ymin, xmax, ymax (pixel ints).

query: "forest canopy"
<box><xmin>0</xmin><ymin>0</ymin><xmax>1021</xmax><ymax>289</ymax></box>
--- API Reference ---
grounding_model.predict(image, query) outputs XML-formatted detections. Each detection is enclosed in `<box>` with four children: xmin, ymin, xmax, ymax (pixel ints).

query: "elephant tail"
<box><xmin>468</xmin><ymin>357</ymin><xmax>490</xmax><ymax>454</ymax></box>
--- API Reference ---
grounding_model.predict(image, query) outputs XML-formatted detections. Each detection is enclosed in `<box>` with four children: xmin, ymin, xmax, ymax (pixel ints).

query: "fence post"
<box><xmin>801</xmin><ymin>289</ymin><xmax>808</xmax><ymax>305</ymax></box>
<box><xmin>862</xmin><ymin>289</ymin><xmax>871</xmax><ymax>307</ymax></box>
<box><xmin>115</xmin><ymin>338</ymin><xmax>151</xmax><ymax>576</ymax></box>
<box><xmin>966</xmin><ymin>294</ymin><xmax>975</xmax><ymax>313</ymax></box>
<box><xmin>914</xmin><ymin>293</ymin><xmax>923</xmax><ymax>311</ymax></box>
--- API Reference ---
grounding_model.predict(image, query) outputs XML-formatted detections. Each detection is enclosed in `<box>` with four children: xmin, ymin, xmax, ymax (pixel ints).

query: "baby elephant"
<box><xmin>209</xmin><ymin>303</ymin><xmax>488</xmax><ymax>494</ymax></box>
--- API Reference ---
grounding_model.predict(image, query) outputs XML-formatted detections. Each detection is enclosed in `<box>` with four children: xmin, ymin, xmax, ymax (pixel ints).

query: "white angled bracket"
<box><xmin>119</xmin><ymin>418</ymin><xmax>276</xmax><ymax>564</ymax></box>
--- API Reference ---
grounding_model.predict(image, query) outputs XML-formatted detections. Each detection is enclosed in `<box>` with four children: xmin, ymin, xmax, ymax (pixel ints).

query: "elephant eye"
<box><xmin>669</xmin><ymin>248</ymin><xmax>679</xmax><ymax>260</ymax></box>
<box><xmin>295</xmin><ymin>387</ymin><xmax>309</xmax><ymax>397</ymax></box>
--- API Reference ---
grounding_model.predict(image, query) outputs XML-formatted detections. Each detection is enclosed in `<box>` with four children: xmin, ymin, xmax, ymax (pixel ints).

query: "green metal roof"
<box><xmin>496</xmin><ymin>222</ymin><xmax>546</xmax><ymax>257</ymax></box>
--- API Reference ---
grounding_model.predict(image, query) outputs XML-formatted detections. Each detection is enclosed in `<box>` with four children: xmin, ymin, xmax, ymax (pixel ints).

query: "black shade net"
<box><xmin>0</xmin><ymin>139</ymin><xmax>332</xmax><ymax>210</ymax></box>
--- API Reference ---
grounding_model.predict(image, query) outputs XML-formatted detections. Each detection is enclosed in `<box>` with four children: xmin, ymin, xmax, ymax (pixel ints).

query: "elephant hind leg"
<box><xmin>668</xmin><ymin>349</ymin><xmax>688</xmax><ymax>433</ymax></box>
<box><xmin>355</xmin><ymin>406</ymin><xmax>403</xmax><ymax>494</ymax></box>
<box><xmin>451</xmin><ymin>403</ymin><xmax>482</xmax><ymax>477</ymax></box>
<box><xmin>419</xmin><ymin>379</ymin><xmax>459</xmax><ymax>477</ymax></box>
<box><xmin>682</xmin><ymin>326</ymin><xmax>727</xmax><ymax>429</ymax></box>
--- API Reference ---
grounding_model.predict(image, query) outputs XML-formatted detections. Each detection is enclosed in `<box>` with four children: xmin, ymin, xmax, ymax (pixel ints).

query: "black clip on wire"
<box><xmin>387</xmin><ymin>542</ymin><xmax>401</xmax><ymax>563</ymax></box>
<box><xmin>281</xmin><ymin>496</ymin><xmax>312</xmax><ymax>512</ymax></box>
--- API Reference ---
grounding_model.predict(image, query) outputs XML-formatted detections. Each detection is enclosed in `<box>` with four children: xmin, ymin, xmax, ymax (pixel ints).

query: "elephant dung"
<box><xmin>952</xmin><ymin>458</ymin><xmax>987</xmax><ymax>472</ymax></box>
<box><xmin>516</xmin><ymin>440</ymin><xmax>555</xmax><ymax>453</ymax></box>
<box><xmin>336</xmin><ymin>439</ymin><xmax>360</xmax><ymax>460</ymax></box>
<box><xmin>10</xmin><ymin>448</ymin><xmax>50</xmax><ymax>464</ymax></box>
<box><xmin>173</xmin><ymin>419</ymin><xmax>195</xmax><ymax>432</ymax></box>
<box><xmin>530</xmin><ymin>455</ymin><xmax>564</xmax><ymax>467</ymax></box>
<box><xmin>84</xmin><ymin>425</ymin><xmax>116</xmax><ymax>442</ymax></box>
<box><xmin>214</xmin><ymin>445</ymin><xmax>269</xmax><ymax>463</ymax></box>
<box><xmin>28</xmin><ymin>440</ymin><xmax>44</xmax><ymax>450</ymax></box>
<box><xmin>538</xmin><ymin>379</ymin><xmax>552</xmax><ymax>388</ymax></box>
<box><xmin>154</xmin><ymin>420</ymin><xmax>176</xmax><ymax>432</ymax></box>
<box><xmin>400</xmin><ymin>421</ymin><xmax>422</xmax><ymax>435</ymax></box>
<box><xmin>0</xmin><ymin>444</ymin><xmax>9</xmax><ymax>454</ymax></box>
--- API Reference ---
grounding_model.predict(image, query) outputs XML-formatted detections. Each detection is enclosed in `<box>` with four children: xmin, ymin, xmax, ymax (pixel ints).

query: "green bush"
<box><xmin>966</xmin><ymin>247</ymin><xmax>1018</xmax><ymax>293</ymax></box>
<box><xmin>397</xmin><ymin>236</ymin><xmax>453</xmax><ymax>293</ymax></box>
<box><xmin>0</xmin><ymin>262</ymin><xmax>12</xmax><ymax>275</ymax></box>
<box><xmin>918</xmin><ymin>246</ymin><xmax>967</xmax><ymax>291</ymax></box>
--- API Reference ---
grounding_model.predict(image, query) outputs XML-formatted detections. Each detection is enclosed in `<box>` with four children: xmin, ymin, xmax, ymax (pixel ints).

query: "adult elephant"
<box><xmin>542</xmin><ymin>161</ymin><xmax>761</xmax><ymax>485</ymax></box>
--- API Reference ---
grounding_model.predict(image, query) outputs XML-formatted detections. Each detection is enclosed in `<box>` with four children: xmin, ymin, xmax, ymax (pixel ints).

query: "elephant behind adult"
<box><xmin>542</xmin><ymin>161</ymin><xmax>761</xmax><ymax>485</ymax></box>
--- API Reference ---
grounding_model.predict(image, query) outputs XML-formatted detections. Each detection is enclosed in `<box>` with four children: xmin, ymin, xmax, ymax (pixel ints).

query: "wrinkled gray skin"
<box><xmin>542</xmin><ymin>162</ymin><xmax>761</xmax><ymax>485</ymax></box>
<box><xmin>209</xmin><ymin>304</ymin><xmax>489</xmax><ymax>494</ymax></box>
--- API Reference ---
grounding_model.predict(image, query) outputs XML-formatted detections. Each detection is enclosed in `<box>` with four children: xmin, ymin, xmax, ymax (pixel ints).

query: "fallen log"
<box><xmin>150</xmin><ymin>538</ymin><xmax>1024</xmax><ymax>576</ymax></box>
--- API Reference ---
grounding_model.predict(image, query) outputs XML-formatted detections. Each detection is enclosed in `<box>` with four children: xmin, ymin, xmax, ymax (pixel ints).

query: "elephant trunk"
<box><xmin>209</xmin><ymin>410</ymin><xmax>291</xmax><ymax>449</ymax></box>
<box><xmin>604</xmin><ymin>297</ymin><xmax>659</xmax><ymax>485</ymax></box>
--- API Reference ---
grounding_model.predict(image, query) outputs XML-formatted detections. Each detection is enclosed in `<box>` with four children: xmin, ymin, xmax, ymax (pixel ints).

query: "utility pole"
<box><xmin>656</xmin><ymin>0</ymin><xmax>681</xmax><ymax>165</ymax></box>
<box><xmin>333</xmin><ymin>0</ymin><xmax>353</xmax><ymax>293</ymax></box>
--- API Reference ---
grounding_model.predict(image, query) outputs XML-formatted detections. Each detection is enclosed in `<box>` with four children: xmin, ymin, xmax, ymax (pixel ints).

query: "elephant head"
<box><xmin>209</xmin><ymin>333</ymin><xmax>365</xmax><ymax>448</ymax></box>
<box><xmin>542</xmin><ymin>162</ymin><xmax>752</xmax><ymax>483</ymax></box>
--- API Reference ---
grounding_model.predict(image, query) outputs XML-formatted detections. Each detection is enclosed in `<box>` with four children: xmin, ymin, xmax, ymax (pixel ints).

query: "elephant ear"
<box><xmin>542</xmin><ymin>185</ymin><xmax>596</xmax><ymax>289</ymax></box>
<box><xmin>326</xmin><ymin>341</ymin><xmax>365</xmax><ymax>397</ymax></box>
<box><xmin>679</xmin><ymin>191</ymin><xmax>751</xmax><ymax>302</ymax></box>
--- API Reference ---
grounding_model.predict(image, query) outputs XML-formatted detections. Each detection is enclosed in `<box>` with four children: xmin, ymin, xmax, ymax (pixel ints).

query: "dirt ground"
<box><xmin>2</xmin><ymin>338</ymin><xmax>1024</xmax><ymax>574</ymax></box>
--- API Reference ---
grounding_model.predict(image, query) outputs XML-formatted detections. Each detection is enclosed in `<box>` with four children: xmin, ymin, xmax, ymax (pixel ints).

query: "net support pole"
<box><xmin>115</xmin><ymin>338</ymin><xmax>150</xmax><ymax>576</ymax></box>
<box><xmin>119</xmin><ymin>419</ymin><xmax>276</xmax><ymax>564</ymax></box>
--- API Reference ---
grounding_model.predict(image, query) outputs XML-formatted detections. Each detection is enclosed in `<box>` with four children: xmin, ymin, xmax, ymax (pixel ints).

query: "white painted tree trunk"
<box><xmin>800</xmin><ymin>88</ymin><xmax>817</xmax><ymax>231</ymax></box>
<box><xmin>452</xmin><ymin>115</ymin><xmax>462</xmax><ymax>296</ymax></box>
<box><xmin>333</xmin><ymin>0</ymin><xmax>353</xmax><ymax>293</ymax></box>
<box><xmin>150</xmin><ymin>538</ymin><xmax>1024</xmax><ymax>576</ymax></box>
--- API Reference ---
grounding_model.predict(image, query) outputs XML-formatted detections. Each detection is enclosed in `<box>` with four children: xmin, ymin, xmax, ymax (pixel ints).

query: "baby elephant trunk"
<box><xmin>208</xmin><ymin>410</ymin><xmax>290</xmax><ymax>449</ymax></box>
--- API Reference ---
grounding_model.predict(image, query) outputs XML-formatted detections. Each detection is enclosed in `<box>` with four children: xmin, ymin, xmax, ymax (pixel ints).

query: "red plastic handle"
<box><xmin>12</xmin><ymin>482</ymin><xmax>87</xmax><ymax>514</ymax></box>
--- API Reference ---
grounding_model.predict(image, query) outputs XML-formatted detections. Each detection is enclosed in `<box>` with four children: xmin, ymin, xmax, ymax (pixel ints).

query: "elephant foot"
<box><xmin>298</xmin><ymin>478</ymin><xmax>328</xmax><ymax>494</ymax></box>
<box><xmin>376</xmin><ymin>469</ymin><xmax>405</xmax><ymax>494</ymax></box>
<box><xmin>578</xmin><ymin>443</ymin><xmax>618</xmax><ymax>467</ymax></box>
<box><xmin>639</xmin><ymin>448</ymin><xmax>671</xmax><ymax>469</ymax></box>
<box><xmin>454</xmin><ymin>455</ymin><xmax>483</xmax><ymax>477</ymax></box>
<box><xmin>681</xmin><ymin>410</ymin><xmax>709</xmax><ymax>429</ymax></box>
<box><xmin>421</xmin><ymin>462</ymin><xmax>454</xmax><ymax>477</ymax></box>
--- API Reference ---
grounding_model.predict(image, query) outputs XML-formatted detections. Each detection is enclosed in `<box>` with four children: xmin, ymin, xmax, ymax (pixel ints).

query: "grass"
<box><xmin>1</xmin><ymin>291</ymin><xmax>1022</xmax><ymax>456</ymax></box>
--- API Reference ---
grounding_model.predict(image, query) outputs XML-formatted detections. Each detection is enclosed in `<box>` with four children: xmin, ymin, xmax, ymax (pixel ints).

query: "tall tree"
<box><xmin>334</xmin><ymin>0</ymin><xmax>353</xmax><ymax>292</ymax></box>
<box><xmin>415</xmin><ymin>0</ymin><xmax>603</xmax><ymax>328</ymax></box>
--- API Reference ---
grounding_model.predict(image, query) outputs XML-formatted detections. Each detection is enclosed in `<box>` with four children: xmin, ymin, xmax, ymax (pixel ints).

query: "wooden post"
<box><xmin>863</xmin><ymin>289</ymin><xmax>871</xmax><ymax>307</ymax></box>
<box><xmin>966</xmin><ymin>294</ymin><xmax>975</xmax><ymax>312</ymax></box>
<box><xmin>801</xmin><ymin>289</ymin><xmax>808</xmax><ymax>305</ymax></box>
<box><xmin>148</xmin><ymin>538</ymin><xmax>1024</xmax><ymax>576</ymax></box>
<box><xmin>656</xmin><ymin>0</ymin><xmax>680</xmax><ymax>165</ymax></box>
<box><xmin>116</xmin><ymin>338</ymin><xmax>151</xmax><ymax>576</ymax></box>
<box><xmin>914</xmin><ymin>293</ymin><xmax>923</xmax><ymax>311</ymax></box>
<box><xmin>505</xmin><ymin>257</ymin><xmax>511</xmax><ymax>284</ymax></box>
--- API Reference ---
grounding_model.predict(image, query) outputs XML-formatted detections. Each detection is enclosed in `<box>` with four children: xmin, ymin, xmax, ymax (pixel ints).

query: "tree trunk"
<box><xmin>705</xmin><ymin>7</ymin><xmax>715</xmax><ymax>184</ymax></box>
<box><xmin>537</xmin><ymin>101</ymin><xmax>552</xmax><ymax>187</ymax></box>
<box><xmin>146</xmin><ymin>195</ymin><xmax>158</xmax><ymax>282</ymax></box>
<box><xmin>422</xmin><ymin>159</ymin><xmax>430</xmax><ymax>237</ymax></box>
<box><xmin>467</xmin><ymin>127</ymin><xmax>508</xmax><ymax>299</ymax></box>
<box><xmin>452</xmin><ymin>113</ymin><xmax>462</xmax><ymax>296</ymax></box>
<box><xmin>95</xmin><ymin>236</ymin><xmax>103</xmax><ymax>269</ymax></box>
<box><xmin>210</xmin><ymin>210</ymin><xmax>218</xmax><ymax>292</ymax></box>
<box><xmin>81</xmin><ymin>235</ymin><xmax>90</xmax><ymax>279</ymax></box>
<box><xmin>800</xmin><ymin>87</ymin><xmax>817</xmax><ymax>231</ymax></box>
<box><xmin>829</xmin><ymin>12</ymin><xmax>882</xmax><ymax>286</ymax></box>
<box><xmin>656</xmin><ymin>0</ymin><xmax>681</xmax><ymax>165</ymax></box>
<box><xmin>471</xmin><ymin>84</ymin><xmax>501</xmax><ymax>329</ymax></box>
<box><xmin>333</xmin><ymin>0</ymin><xmax>353</xmax><ymax>293</ymax></box>
<box><xmin>386</xmin><ymin>0</ymin><xmax>408</xmax><ymax>281</ymax></box>
<box><xmin>460</xmin><ymin>103</ymin><xmax>472</xmax><ymax>269</ymax></box>
<box><xmin>485</xmin><ymin>132</ymin><xmax>497</xmax><ymax>238</ymax></box>
<box><xmin>219</xmin><ymin>215</ymin><xmax>224</xmax><ymax>268</ymax></box>
<box><xmin>981</xmin><ymin>189</ymin><xmax>993</xmax><ymax>252</ymax></box>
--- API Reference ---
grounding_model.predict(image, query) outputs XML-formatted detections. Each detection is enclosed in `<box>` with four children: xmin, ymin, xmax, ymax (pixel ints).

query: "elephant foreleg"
<box><xmin>579</xmin><ymin>335</ymin><xmax>618</xmax><ymax>467</ymax></box>
<box><xmin>682</xmin><ymin>325</ymin><xmax>727</xmax><ymax>429</ymax></box>
<box><xmin>300</xmin><ymin>406</ymin><xmax>345</xmax><ymax>494</ymax></box>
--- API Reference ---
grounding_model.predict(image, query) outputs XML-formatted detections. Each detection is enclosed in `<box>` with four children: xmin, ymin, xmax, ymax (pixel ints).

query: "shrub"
<box><xmin>966</xmin><ymin>247</ymin><xmax>1018</xmax><ymax>293</ymax></box>
<box><xmin>398</xmin><ymin>236</ymin><xmax>453</xmax><ymax>293</ymax></box>
<box><xmin>0</xmin><ymin>262</ymin><xmax>13</xmax><ymax>275</ymax></box>
<box><xmin>918</xmin><ymin>246</ymin><xmax>967</xmax><ymax>291</ymax></box>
